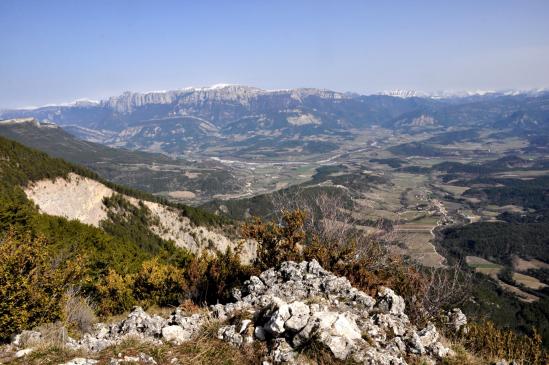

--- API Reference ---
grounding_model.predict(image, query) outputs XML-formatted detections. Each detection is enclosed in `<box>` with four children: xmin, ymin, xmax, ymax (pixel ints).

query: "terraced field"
<box><xmin>466</xmin><ymin>256</ymin><xmax>545</xmax><ymax>303</ymax></box>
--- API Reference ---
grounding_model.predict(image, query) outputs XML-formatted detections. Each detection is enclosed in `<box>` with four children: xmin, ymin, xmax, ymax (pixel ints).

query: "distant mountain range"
<box><xmin>1</xmin><ymin>85</ymin><xmax>548</xmax><ymax>158</ymax></box>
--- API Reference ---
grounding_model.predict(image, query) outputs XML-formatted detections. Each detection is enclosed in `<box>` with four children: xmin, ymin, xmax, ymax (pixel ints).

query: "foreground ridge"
<box><xmin>9</xmin><ymin>260</ymin><xmax>465</xmax><ymax>364</ymax></box>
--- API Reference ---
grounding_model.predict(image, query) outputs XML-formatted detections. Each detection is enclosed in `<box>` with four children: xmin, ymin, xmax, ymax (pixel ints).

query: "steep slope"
<box><xmin>24</xmin><ymin>172</ymin><xmax>254</xmax><ymax>260</ymax></box>
<box><xmin>0</xmin><ymin>135</ymin><xmax>252</xmax><ymax>267</ymax></box>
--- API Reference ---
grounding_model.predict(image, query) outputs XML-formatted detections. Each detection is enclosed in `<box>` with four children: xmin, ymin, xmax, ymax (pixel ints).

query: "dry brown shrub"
<box><xmin>242</xmin><ymin>210</ymin><xmax>305</xmax><ymax>271</ymax></box>
<box><xmin>185</xmin><ymin>248</ymin><xmax>257</xmax><ymax>304</ymax></box>
<box><xmin>422</xmin><ymin>264</ymin><xmax>471</xmax><ymax>320</ymax></box>
<box><xmin>461</xmin><ymin>321</ymin><xmax>547</xmax><ymax>365</ymax></box>
<box><xmin>62</xmin><ymin>287</ymin><xmax>97</xmax><ymax>335</ymax></box>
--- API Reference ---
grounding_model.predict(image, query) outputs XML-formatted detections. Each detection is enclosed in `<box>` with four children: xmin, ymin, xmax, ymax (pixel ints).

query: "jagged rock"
<box><xmin>417</xmin><ymin>323</ymin><xmax>439</xmax><ymax>348</ymax></box>
<box><xmin>9</xmin><ymin>260</ymin><xmax>456</xmax><ymax>365</ymax></box>
<box><xmin>76</xmin><ymin>333</ymin><xmax>116</xmax><ymax>352</ymax></box>
<box><xmin>245</xmin><ymin>275</ymin><xmax>267</xmax><ymax>295</ymax></box>
<box><xmin>265</xmin><ymin>303</ymin><xmax>292</xmax><ymax>335</ymax></box>
<box><xmin>307</xmin><ymin>259</ymin><xmax>327</xmax><ymax>276</ymax></box>
<box><xmin>217</xmin><ymin>325</ymin><xmax>243</xmax><ymax>347</ymax></box>
<box><xmin>169</xmin><ymin>311</ymin><xmax>203</xmax><ymax>337</ymax></box>
<box><xmin>431</xmin><ymin>342</ymin><xmax>452</xmax><ymax>359</ymax></box>
<box><xmin>271</xmin><ymin>338</ymin><xmax>297</xmax><ymax>364</ymax></box>
<box><xmin>293</xmin><ymin>311</ymin><xmax>362</xmax><ymax>360</ymax></box>
<box><xmin>323</xmin><ymin>276</ymin><xmax>352</xmax><ymax>293</ymax></box>
<box><xmin>294</xmin><ymin>311</ymin><xmax>338</xmax><ymax>346</ymax></box>
<box><xmin>259</xmin><ymin>268</ymin><xmax>278</xmax><ymax>287</ymax></box>
<box><xmin>284</xmin><ymin>301</ymin><xmax>310</xmax><ymax>332</ymax></box>
<box><xmin>208</xmin><ymin>260</ymin><xmax>455</xmax><ymax>364</ymax></box>
<box><xmin>407</xmin><ymin>332</ymin><xmax>426</xmax><ymax>355</ymax></box>
<box><xmin>60</xmin><ymin>358</ymin><xmax>99</xmax><ymax>365</ymax></box>
<box><xmin>325</xmin><ymin>313</ymin><xmax>363</xmax><ymax>359</ymax></box>
<box><xmin>373</xmin><ymin>313</ymin><xmax>407</xmax><ymax>336</ymax></box>
<box><xmin>279</xmin><ymin>261</ymin><xmax>305</xmax><ymax>282</ymax></box>
<box><xmin>117</xmin><ymin>307</ymin><xmax>167</xmax><ymax>337</ymax></box>
<box><xmin>376</xmin><ymin>287</ymin><xmax>406</xmax><ymax>315</ymax></box>
<box><xmin>162</xmin><ymin>325</ymin><xmax>189</xmax><ymax>345</ymax></box>
<box><xmin>354</xmin><ymin>291</ymin><xmax>376</xmax><ymax>310</ymax></box>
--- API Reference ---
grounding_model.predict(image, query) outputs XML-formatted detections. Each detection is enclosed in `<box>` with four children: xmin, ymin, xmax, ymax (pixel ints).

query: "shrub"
<box><xmin>0</xmin><ymin>228</ymin><xmax>83</xmax><ymax>342</ymax></box>
<box><xmin>95</xmin><ymin>268</ymin><xmax>135</xmax><ymax>316</ymax></box>
<box><xmin>185</xmin><ymin>248</ymin><xmax>257</xmax><ymax>304</ymax></box>
<box><xmin>241</xmin><ymin>210</ymin><xmax>306</xmax><ymax>271</ymax></box>
<box><xmin>132</xmin><ymin>258</ymin><xmax>187</xmax><ymax>308</ymax></box>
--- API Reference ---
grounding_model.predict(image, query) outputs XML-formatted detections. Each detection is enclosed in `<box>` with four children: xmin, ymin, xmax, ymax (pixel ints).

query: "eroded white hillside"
<box><xmin>24</xmin><ymin>173</ymin><xmax>255</xmax><ymax>262</ymax></box>
<box><xmin>25</xmin><ymin>173</ymin><xmax>112</xmax><ymax>226</ymax></box>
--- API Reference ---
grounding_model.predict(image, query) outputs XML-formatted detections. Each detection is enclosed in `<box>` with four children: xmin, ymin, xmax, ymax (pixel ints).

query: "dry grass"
<box><xmin>167</xmin><ymin>319</ymin><xmax>266</xmax><ymax>365</ymax></box>
<box><xmin>63</xmin><ymin>288</ymin><xmax>98</xmax><ymax>337</ymax></box>
<box><xmin>440</xmin><ymin>345</ymin><xmax>485</xmax><ymax>365</ymax></box>
<box><xmin>4</xmin><ymin>341</ymin><xmax>85</xmax><ymax>365</ymax></box>
<box><xmin>455</xmin><ymin>321</ymin><xmax>547</xmax><ymax>365</ymax></box>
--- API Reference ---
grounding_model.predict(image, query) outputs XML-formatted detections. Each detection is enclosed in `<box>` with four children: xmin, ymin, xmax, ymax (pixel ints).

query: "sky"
<box><xmin>1</xmin><ymin>0</ymin><xmax>549</xmax><ymax>108</ymax></box>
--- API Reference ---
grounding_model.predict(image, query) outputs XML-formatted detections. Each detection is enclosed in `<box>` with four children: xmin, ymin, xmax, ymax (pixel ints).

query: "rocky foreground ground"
<box><xmin>5</xmin><ymin>260</ymin><xmax>468</xmax><ymax>364</ymax></box>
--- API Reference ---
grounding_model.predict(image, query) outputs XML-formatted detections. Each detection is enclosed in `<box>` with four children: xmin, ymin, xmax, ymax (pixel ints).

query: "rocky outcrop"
<box><xmin>9</xmin><ymin>260</ymin><xmax>457</xmax><ymax>364</ymax></box>
<box><xmin>63</xmin><ymin>307</ymin><xmax>205</xmax><ymax>353</ymax></box>
<box><xmin>210</xmin><ymin>260</ymin><xmax>453</xmax><ymax>364</ymax></box>
<box><xmin>100</xmin><ymin>85</ymin><xmax>347</xmax><ymax>114</ymax></box>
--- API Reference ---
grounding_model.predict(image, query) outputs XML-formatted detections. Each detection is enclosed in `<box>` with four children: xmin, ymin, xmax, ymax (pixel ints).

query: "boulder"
<box><xmin>284</xmin><ymin>301</ymin><xmax>310</xmax><ymax>332</ymax></box>
<box><xmin>265</xmin><ymin>303</ymin><xmax>291</xmax><ymax>335</ymax></box>
<box><xmin>162</xmin><ymin>325</ymin><xmax>190</xmax><ymax>345</ymax></box>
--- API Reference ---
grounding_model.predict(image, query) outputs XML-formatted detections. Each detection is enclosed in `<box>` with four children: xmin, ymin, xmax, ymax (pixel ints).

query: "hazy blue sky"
<box><xmin>1</xmin><ymin>0</ymin><xmax>548</xmax><ymax>108</ymax></box>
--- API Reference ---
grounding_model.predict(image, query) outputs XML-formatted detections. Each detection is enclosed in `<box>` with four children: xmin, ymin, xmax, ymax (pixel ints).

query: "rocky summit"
<box><xmin>9</xmin><ymin>260</ymin><xmax>464</xmax><ymax>364</ymax></box>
